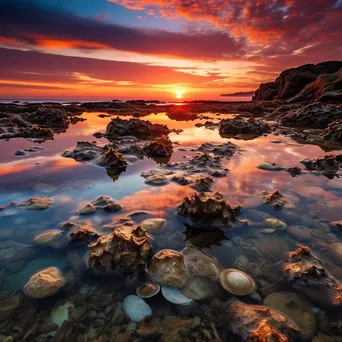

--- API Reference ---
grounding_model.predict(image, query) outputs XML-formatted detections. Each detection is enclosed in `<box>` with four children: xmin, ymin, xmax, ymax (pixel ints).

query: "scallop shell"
<box><xmin>220</xmin><ymin>269</ymin><xmax>256</xmax><ymax>296</ymax></box>
<box><xmin>161</xmin><ymin>286</ymin><xmax>194</xmax><ymax>305</ymax></box>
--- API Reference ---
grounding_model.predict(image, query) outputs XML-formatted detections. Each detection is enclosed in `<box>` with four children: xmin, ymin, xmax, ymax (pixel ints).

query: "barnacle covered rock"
<box><xmin>227</xmin><ymin>302</ymin><xmax>300</xmax><ymax>341</ymax></box>
<box><xmin>281</xmin><ymin>245</ymin><xmax>342</xmax><ymax>309</ymax></box>
<box><xmin>177</xmin><ymin>192</ymin><xmax>241</xmax><ymax>228</ymax></box>
<box><xmin>143</xmin><ymin>136</ymin><xmax>173</xmax><ymax>157</ymax></box>
<box><xmin>86</xmin><ymin>224</ymin><xmax>153</xmax><ymax>272</ymax></box>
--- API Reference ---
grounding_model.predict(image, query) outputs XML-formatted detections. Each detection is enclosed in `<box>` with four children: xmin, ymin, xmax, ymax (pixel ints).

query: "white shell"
<box><xmin>161</xmin><ymin>286</ymin><xmax>194</xmax><ymax>305</ymax></box>
<box><xmin>123</xmin><ymin>295</ymin><xmax>152</xmax><ymax>322</ymax></box>
<box><xmin>226</xmin><ymin>271</ymin><xmax>251</xmax><ymax>288</ymax></box>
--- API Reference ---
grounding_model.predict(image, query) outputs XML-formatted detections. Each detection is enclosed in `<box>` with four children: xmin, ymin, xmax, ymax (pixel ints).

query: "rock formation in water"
<box><xmin>322</xmin><ymin>120</ymin><xmax>342</xmax><ymax>142</ymax></box>
<box><xmin>280</xmin><ymin>245</ymin><xmax>342</xmax><ymax>310</ymax></box>
<box><xmin>86</xmin><ymin>224</ymin><xmax>153</xmax><ymax>272</ymax></box>
<box><xmin>262</xmin><ymin>190</ymin><xmax>293</xmax><ymax>210</ymax></box>
<box><xmin>301</xmin><ymin>154</ymin><xmax>342</xmax><ymax>177</ymax></box>
<box><xmin>143</xmin><ymin>136</ymin><xmax>173</xmax><ymax>157</ymax></box>
<box><xmin>253</xmin><ymin>61</ymin><xmax>342</xmax><ymax>102</ymax></box>
<box><xmin>106</xmin><ymin>117</ymin><xmax>171</xmax><ymax>139</ymax></box>
<box><xmin>177</xmin><ymin>192</ymin><xmax>241</xmax><ymax>228</ymax></box>
<box><xmin>219</xmin><ymin>117</ymin><xmax>271</xmax><ymax>138</ymax></box>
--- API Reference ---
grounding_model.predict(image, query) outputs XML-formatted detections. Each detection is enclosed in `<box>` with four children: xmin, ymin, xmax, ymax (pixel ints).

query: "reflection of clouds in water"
<box><xmin>120</xmin><ymin>183</ymin><xmax>194</xmax><ymax>217</ymax></box>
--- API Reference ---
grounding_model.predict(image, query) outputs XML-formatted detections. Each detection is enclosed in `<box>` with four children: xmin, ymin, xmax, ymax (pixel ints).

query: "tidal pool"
<box><xmin>0</xmin><ymin>111</ymin><xmax>341</xmax><ymax>340</ymax></box>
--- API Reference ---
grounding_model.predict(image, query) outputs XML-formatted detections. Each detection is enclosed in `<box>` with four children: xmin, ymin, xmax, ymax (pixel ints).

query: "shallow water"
<box><xmin>0</xmin><ymin>111</ymin><xmax>342</xmax><ymax>339</ymax></box>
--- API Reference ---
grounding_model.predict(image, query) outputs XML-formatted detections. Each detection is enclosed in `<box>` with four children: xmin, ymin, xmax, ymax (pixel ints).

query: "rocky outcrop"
<box><xmin>61</xmin><ymin>220</ymin><xmax>101</xmax><ymax>242</ymax></box>
<box><xmin>253</xmin><ymin>61</ymin><xmax>342</xmax><ymax>102</ymax></box>
<box><xmin>280</xmin><ymin>103</ymin><xmax>342</xmax><ymax>128</ymax></box>
<box><xmin>78</xmin><ymin>196</ymin><xmax>122</xmax><ymax>215</ymax></box>
<box><xmin>143</xmin><ymin>136</ymin><xmax>173</xmax><ymax>158</ymax></box>
<box><xmin>322</xmin><ymin>120</ymin><xmax>342</xmax><ymax>142</ymax></box>
<box><xmin>106</xmin><ymin>117</ymin><xmax>170</xmax><ymax>139</ymax></box>
<box><xmin>301</xmin><ymin>154</ymin><xmax>342</xmax><ymax>177</ymax></box>
<box><xmin>86</xmin><ymin>224</ymin><xmax>153</xmax><ymax>272</ymax></box>
<box><xmin>262</xmin><ymin>190</ymin><xmax>293</xmax><ymax>210</ymax></box>
<box><xmin>177</xmin><ymin>192</ymin><xmax>241</xmax><ymax>228</ymax></box>
<box><xmin>281</xmin><ymin>245</ymin><xmax>342</xmax><ymax>309</ymax></box>
<box><xmin>25</xmin><ymin>108</ymin><xmax>70</xmax><ymax>129</ymax></box>
<box><xmin>62</xmin><ymin>142</ymin><xmax>128</xmax><ymax>171</ymax></box>
<box><xmin>226</xmin><ymin>301</ymin><xmax>301</xmax><ymax>341</ymax></box>
<box><xmin>219</xmin><ymin>117</ymin><xmax>271</xmax><ymax>138</ymax></box>
<box><xmin>0</xmin><ymin>196</ymin><xmax>52</xmax><ymax>211</ymax></box>
<box><xmin>196</xmin><ymin>142</ymin><xmax>239</xmax><ymax>158</ymax></box>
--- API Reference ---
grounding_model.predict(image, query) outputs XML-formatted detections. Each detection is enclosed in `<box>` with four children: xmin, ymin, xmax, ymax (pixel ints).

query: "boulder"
<box><xmin>86</xmin><ymin>224</ymin><xmax>152</xmax><ymax>272</ymax></box>
<box><xmin>322</xmin><ymin>120</ymin><xmax>342</xmax><ymax>142</ymax></box>
<box><xmin>143</xmin><ymin>136</ymin><xmax>173</xmax><ymax>157</ymax></box>
<box><xmin>262</xmin><ymin>190</ymin><xmax>293</xmax><ymax>210</ymax></box>
<box><xmin>301</xmin><ymin>154</ymin><xmax>342</xmax><ymax>177</ymax></box>
<box><xmin>78</xmin><ymin>195</ymin><xmax>122</xmax><ymax>215</ymax></box>
<box><xmin>25</xmin><ymin>107</ymin><xmax>69</xmax><ymax>128</ymax></box>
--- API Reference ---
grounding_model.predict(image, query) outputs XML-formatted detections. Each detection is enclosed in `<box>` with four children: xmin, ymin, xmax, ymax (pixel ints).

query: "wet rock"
<box><xmin>149</xmin><ymin>249</ymin><xmax>189</xmax><ymax>288</ymax></box>
<box><xmin>86</xmin><ymin>223</ymin><xmax>153</xmax><ymax>272</ymax></box>
<box><xmin>286</xmin><ymin>166</ymin><xmax>303</xmax><ymax>177</ymax></box>
<box><xmin>26</xmin><ymin>107</ymin><xmax>70</xmax><ymax>128</ymax></box>
<box><xmin>106</xmin><ymin>117</ymin><xmax>171</xmax><ymax>139</ymax></box>
<box><xmin>262</xmin><ymin>190</ymin><xmax>293</xmax><ymax>210</ymax></box>
<box><xmin>226</xmin><ymin>301</ymin><xmax>301</xmax><ymax>341</ymax></box>
<box><xmin>143</xmin><ymin>136</ymin><xmax>173</xmax><ymax>157</ymax></box>
<box><xmin>0</xmin><ymin>294</ymin><xmax>20</xmax><ymax>318</ymax></box>
<box><xmin>281</xmin><ymin>103</ymin><xmax>342</xmax><ymax>128</ymax></box>
<box><xmin>332</xmin><ymin>220</ymin><xmax>342</xmax><ymax>230</ymax></box>
<box><xmin>182</xmin><ymin>246</ymin><xmax>220</xmax><ymax>281</ymax></box>
<box><xmin>320</xmin><ymin>242</ymin><xmax>342</xmax><ymax>266</ymax></box>
<box><xmin>287</xmin><ymin>225</ymin><xmax>312</xmax><ymax>241</ymax></box>
<box><xmin>62</xmin><ymin>141</ymin><xmax>128</xmax><ymax>171</ymax></box>
<box><xmin>301</xmin><ymin>154</ymin><xmax>342</xmax><ymax>177</ymax></box>
<box><xmin>141</xmin><ymin>169</ymin><xmax>172</xmax><ymax>185</ymax></box>
<box><xmin>136</xmin><ymin>283</ymin><xmax>160</xmax><ymax>298</ymax></box>
<box><xmin>264</xmin><ymin>292</ymin><xmax>317</xmax><ymax>340</ymax></box>
<box><xmin>34</xmin><ymin>230</ymin><xmax>67</xmax><ymax>248</ymax></box>
<box><xmin>24</xmin><ymin>146</ymin><xmax>44</xmax><ymax>153</ymax></box>
<box><xmin>190</xmin><ymin>152</ymin><xmax>222</xmax><ymax>169</ymax></box>
<box><xmin>23</xmin><ymin>267</ymin><xmax>66</xmax><ymax>299</ymax></box>
<box><xmin>172</xmin><ymin>174</ymin><xmax>192</xmax><ymax>185</ymax></box>
<box><xmin>219</xmin><ymin>117</ymin><xmax>271</xmax><ymax>138</ymax></box>
<box><xmin>50</xmin><ymin>302</ymin><xmax>74</xmax><ymax>327</ymax></box>
<box><xmin>0</xmin><ymin>196</ymin><xmax>52</xmax><ymax>212</ymax></box>
<box><xmin>322</xmin><ymin>120</ymin><xmax>342</xmax><ymax>142</ymax></box>
<box><xmin>62</xmin><ymin>220</ymin><xmax>100</xmax><ymax>242</ymax></box>
<box><xmin>177</xmin><ymin>192</ymin><xmax>241</xmax><ymax>228</ymax></box>
<box><xmin>265</xmin><ymin>218</ymin><xmax>287</xmax><ymax>230</ymax></box>
<box><xmin>191</xmin><ymin>175</ymin><xmax>214</xmax><ymax>192</ymax></box>
<box><xmin>180</xmin><ymin>276</ymin><xmax>220</xmax><ymax>300</ymax></box>
<box><xmin>196</xmin><ymin>142</ymin><xmax>239</xmax><ymax>158</ymax></box>
<box><xmin>13</xmin><ymin>150</ymin><xmax>27</xmax><ymax>156</ymax></box>
<box><xmin>141</xmin><ymin>218</ymin><xmax>166</xmax><ymax>232</ymax></box>
<box><xmin>78</xmin><ymin>195</ymin><xmax>122</xmax><ymax>215</ymax></box>
<box><xmin>220</xmin><ymin>269</ymin><xmax>257</xmax><ymax>296</ymax></box>
<box><xmin>209</xmin><ymin>169</ymin><xmax>229</xmax><ymax>177</ymax></box>
<box><xmin>281</xmin><ymin>245</ymin><xmax>342</xmax><ymax>309</ymax></box>
<box><xmin>257</xmin><ymin>162</ymin><xmax>283</xmax><ymax>171</ymax></box>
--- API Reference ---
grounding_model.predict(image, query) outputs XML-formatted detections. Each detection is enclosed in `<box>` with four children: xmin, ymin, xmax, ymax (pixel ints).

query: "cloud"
<box><xmin>0</xmin><ymin>0</ymin><xmax>243</xmax><ymax>60</ymax></box>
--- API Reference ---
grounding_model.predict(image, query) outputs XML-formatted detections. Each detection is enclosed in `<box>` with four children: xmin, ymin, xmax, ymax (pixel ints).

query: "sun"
<box><xmin>175</xmin><ymin>90</ymin><xmax>183</xmax><ymax>99</ymax></box>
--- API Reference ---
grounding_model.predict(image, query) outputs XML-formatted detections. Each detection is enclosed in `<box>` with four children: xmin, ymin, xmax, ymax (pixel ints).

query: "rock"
<box><xmin>177</xmin><ymin>192</ymin><xmax>241</xmax><ymax>228</ymax></box>
<box><xmin>257</xmin><ymin>162</ymin><xmax>283</xmax><ymax>171</ymax></box>
<box><xmin>286</xmin><ymin>166</ymin><xmax>303</xmax><ymax>177</ymax></box>
<box><xmin>0</xmin><ymin>196</ymin><xmax>53</xmax><ymax>211</ymax></box>
<box><xmin>264</xmin><ymin>292</ymin><xmax>317</xmax><ymax>340</ymax></box>
<box><xmin>196</xmin><ymin>142</ymin><xmax>239</xmax><ymax>158</ymax></box>
<box><xmin>62</xmin><ymin>220</ymin><xmax>100</xmax><ymax>242</ymax></box>
<box><xmin>287</xmin><ymin>225</ymin><xmax>312</xmax><ymax>241</ymax></box>
<box><xmin>301</xmin><ymin>154</ymin><xmax>342</xmax><ymax>177</ymax></box>
<box><xmin>23</xmin><ymin>267</ymin><xmax>66</xmax><ymax>299</ymax></box>
<box><xmin>50</xmin><ymin>302</ymin><xmax>74</xmax><ymax>327</ymax></box>
<box><xmin>220</xmin><ymin>269</ymin><xmax>257</xmax><ymax>296</ymax></box>
<box><xmin>144</xmin><ymin>174</ymin><xmax>169</xmax><ymax>185</ymax></box>
<box><xmin>253</xmin><ymin>61</ymin><xmax>342</xmax><ymax>101</ymax></box>
<box><xmin>180</xmin><ymin>276</ymin><xmax>220</xmax><ymax>300</ymax></box>
<box><xmin>161</xmin><ymin>286</ymin><xmax>194</xmax><ymax>305</ymax></box>
<box><xmin>320</xmin><ymin>242</ymin><xmax>342</xmax><ymax>266</ymax></box>
<box><xmin>0</xmin><ymin>294</ymin><xmax>20</xmax><ymax>317</ymax></box>
<box><xmin>265</xmin><ymin>218</ymin><xmax>287</xmax><ymax>230</ymax></box>
<box><xmin>262</xmin><ymin>190</ymin><xmax>293</xmax><ymax>210</ymax></box>
<box><xmin>332</xmin><ymin>220</ymin><xmax>342</xmax><ymax>230</ymax></box>
<box><xmin>13</xmin><ymin>150</ymin><xmax>26</xmax><ymax>156</ymax></box>
<box><xmin>191</xmin><ymin>175</ymin><xmax>214</xmax><ymax>192</ymax></box>
<box><xmin>219</xmin><ymin>117</ymin><xmax>271</xmax><ymax>138</ymax></box>
<box><xmin>87</xmin><ymin>223</ymin><xmax>153</xmax><ymax>272</ymax></box>
<box><xmin>62</xmin><ymin>141</ymin><xmax>128</xmax><ymax>171</ymax></box>
<box><xmin>227</xmin><ymin>302</ymin><xmax>301</xmax><ymax>341</ymax></box>
<box><xmin>143</xmin><ymin>136</ymin><xmax>173</xmax><ymax>157</ymax></box>
<box><xmin>136</xmin><ymin>283</ymin><xmax>160</xmax><ymax>298</ymax></box>
<box><xmin>123</xmin><ymin>295</ymin><xmax>152</xmax><ymax>322</ymax></box>
<box><xmin>322</xmin><ymin>119</ymin><xmax>342</xmax><ymax>142</ymax></box>
<box><xmin>281</xmin><ymin>245</ymin><xmax>342</xmax><ymax>309</ymax></box>
<box><xmin>34</xmin><ymin>230</ymin><xmax>67</xmax><ymax>248</ymax></box>
<box><xmin>149</xmin><ymin>249</ymin><xmax>189</xmax><ymax>288</ymax></box>
<box><xmin>141</xmin><ymin>218</ymin><xmax>166</xmax><ymax>232</ymax></box>
<box><xmin>280</xmin><ymin>103</ymin><xmax>342</xmax><ymax>128</ymax></box>
<box><xmin>189</xmin><ymin>152</ymin><xmax>222</xmax><ymax>169</ymax></box>
<box><xmin>106</xmin><ymin>117</ymin><xmax>171</xmax><ymax>139</ymax></box>
<box><xmin>26</xmin><ymin>107</ymin><xmax>69</xmax><ymax>128</ymax></box>
<box><xmin>182</xmin><ymin>246</ymin><xmax>220</xmax><ymax>281</ymax></box>
<box><xmin>78</xmin><ymin>196</ymin><xmax>122</xmax><ymax>215</ymax></box>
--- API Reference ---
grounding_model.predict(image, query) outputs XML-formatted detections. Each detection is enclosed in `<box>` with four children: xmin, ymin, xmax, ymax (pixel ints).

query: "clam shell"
<box><xmin>161</xmin><ymin>286</ymin><xmax>194</xmax><ymax>305</ymax></box>
<box><xmin>136</xmin><ymin>283</ymin><xmax>160</xmax><ymax>298</ymax></box>
<box><xmin>123</xmin><ymin>295</ymin><xmax>152</xmax><ymax>322</ymax></box>
<box><xmin>220</xmin><ymin>269</ymin><xmax>256</xmax><ymax>296</ymax></box>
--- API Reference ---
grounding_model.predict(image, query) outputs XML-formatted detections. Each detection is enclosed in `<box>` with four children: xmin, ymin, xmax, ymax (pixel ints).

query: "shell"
<box><xmin>123</xmin><ymin>295</ymin><xmax>152</xmax><ymax>322</ymax></box>
<box><xmin>220</xmin><ymin>269</ymin><xmax>256</xmax><ymax>296</ymax></box>
<box><xmin>161</xmin><ymin>286</ymin><xmax>194</xmax><ymax>305</ymax></box>
<box><xmin>136</xmin><ymin>283</ymin><xmax>160</xmax><ymax>298</ymax></box>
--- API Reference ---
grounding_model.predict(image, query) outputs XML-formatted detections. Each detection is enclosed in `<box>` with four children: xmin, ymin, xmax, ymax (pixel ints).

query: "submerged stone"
<box><xmin>78</xmin><ymin>195</ymin><xmax>122</xmax><ymax>215</ymax></box>
<box><xmin>141</xmin><ymin>218</ymin><xmax>166</xmax><ymax>232</ymax></box>
<box><xmin>123</xmin><ymin>295</ymin><xmax>152</xmax><ymax>322</ymax></box>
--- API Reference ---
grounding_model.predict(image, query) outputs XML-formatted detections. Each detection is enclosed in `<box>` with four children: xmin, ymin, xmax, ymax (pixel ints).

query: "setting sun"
<box><xmin>175</xmin><ymin>90</ymin><xmax>183</xmax><ymax>99</ymax></box>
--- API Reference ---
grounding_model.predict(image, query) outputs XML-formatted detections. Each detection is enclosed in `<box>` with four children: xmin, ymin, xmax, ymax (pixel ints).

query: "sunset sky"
<box><xmin>0</xmin><ymin>0</ymin><xmax>341</xmax><ymax>101</ymax></box>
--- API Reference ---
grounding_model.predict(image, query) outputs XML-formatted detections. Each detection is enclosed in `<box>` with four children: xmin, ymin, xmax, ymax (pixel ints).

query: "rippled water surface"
<box><xmin>1</xmin><ymin>111</ymin><xmax>342</xmax><ymax>339</ymax></box>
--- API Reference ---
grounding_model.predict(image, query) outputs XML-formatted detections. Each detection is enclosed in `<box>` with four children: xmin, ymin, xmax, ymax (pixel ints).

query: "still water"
<box><xmin>0</xmin><ymin>111</ymin><xmax>341</xmax><ymax>339</ymax></box>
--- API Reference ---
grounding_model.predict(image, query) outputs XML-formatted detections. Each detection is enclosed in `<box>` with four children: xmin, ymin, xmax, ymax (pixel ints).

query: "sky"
<box><xmin>0</xmin><ymin>0</ymin><xmax>341</xmax><ymax>101</ymax></box>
